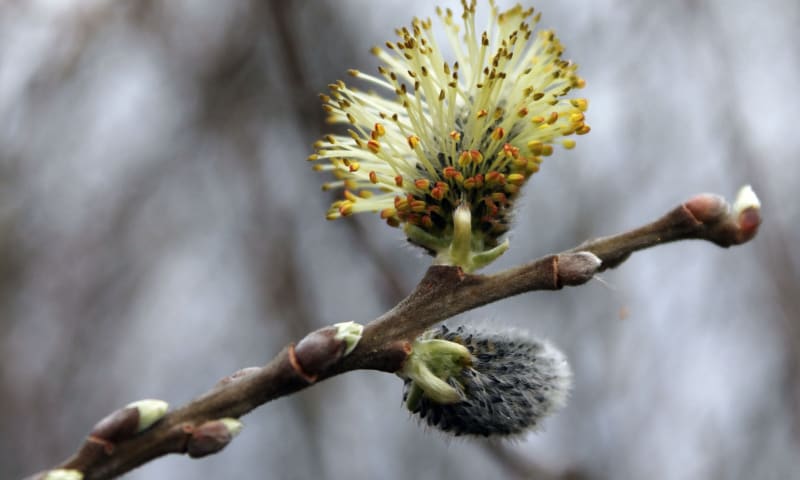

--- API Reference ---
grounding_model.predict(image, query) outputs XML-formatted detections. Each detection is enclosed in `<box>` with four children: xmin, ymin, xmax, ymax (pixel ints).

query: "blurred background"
<box><xmin>1</xmin><ymin>0</ymin><xmax>798</xmax><ymax>479</ymax></box>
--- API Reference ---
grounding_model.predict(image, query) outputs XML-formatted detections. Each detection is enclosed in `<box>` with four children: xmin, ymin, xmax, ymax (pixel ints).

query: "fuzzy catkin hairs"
<box><xmin>400</xmin><ymin>325</ymin><xmax>572</xmax><ymax>437</ymax></box>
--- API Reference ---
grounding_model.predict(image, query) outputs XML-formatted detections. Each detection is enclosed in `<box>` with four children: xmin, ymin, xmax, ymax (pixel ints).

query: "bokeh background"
<box><xmin>1</xmin><ymin>1</ymin><xmax>798</xmax><ymax>479</ymax></box>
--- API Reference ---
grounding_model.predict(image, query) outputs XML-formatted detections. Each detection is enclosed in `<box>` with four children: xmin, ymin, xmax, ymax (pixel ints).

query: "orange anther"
<box><xmin>507</xmin><ymin>173</ymin><xmax>526</xmax><ymax>185</ymax></box>
<box><xmin>470</xmin><ymin>150</ymin><xmax>483</xmax><ymax>164</ymax></box>
<box><xmin>486</xmin><ymin>171</ymin><xmax>505</xmax><ymax>185</ymax></box>
<box><xmin>338</xmin><ymin>202</ymin><xmax>354</xmax><ymax>216</ymax></box>
<box><xmin>344</xmin><ymin>190</ymin><xmax>358</xmax><ymax>202</ymax></box>
<box><xmin>473</xmin><ymin>173</ymin><xmax>484</xmax><ymax>188</ymax></box>
<box><xmin>502</xmin><ymin>143</ymin><xmax>520</xmax><ymax>158</ymax></box>
<box><xmin>410</xmin><ymin>200</ymin><xmax>427</xmax><ymax>212</ymax></box>
<box><xmin>491</xmin><ymin>192</ymin><xmax>507</xmax><ymax>203</ymax></box>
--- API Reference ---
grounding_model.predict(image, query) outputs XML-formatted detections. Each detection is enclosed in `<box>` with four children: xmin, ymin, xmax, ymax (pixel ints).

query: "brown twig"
<box><xmin>29</xmin><ymin>190</ymin><xmax>760</xmax><ymax>480</ymax></box>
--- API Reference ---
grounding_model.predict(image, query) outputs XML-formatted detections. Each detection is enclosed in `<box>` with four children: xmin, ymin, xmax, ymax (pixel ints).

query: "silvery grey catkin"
<box><xmin>402</xmin><ymin>325</ymin><xmax>572</xmax><ymax>437</ymax></box>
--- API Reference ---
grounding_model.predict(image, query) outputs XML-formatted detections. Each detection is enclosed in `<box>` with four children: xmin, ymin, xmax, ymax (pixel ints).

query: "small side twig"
<box><xmin>29</xmin><ymin>190</ymin><xmax>760</xmax><ymax>480</ymax></box>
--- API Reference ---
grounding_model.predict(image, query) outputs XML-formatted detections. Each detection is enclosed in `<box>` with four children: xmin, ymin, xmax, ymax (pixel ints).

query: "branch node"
<box><xmin>85</xmin><ymin>436</ymin><xmax>115</xmax><ymax>456</ymax></box>
<box><xmin>551</xmin><ymin>255</ymin><xmax>560</xmax><ymax>289</ymax></box>
<box><xmin>288</xmin><ymin>343</ymin><xmax>317</xmax><ymax>383</ymax></box>
<box><xmin>422</xmin><ymin>265</ymin><xmax>466</xmax><ymax>287</ymax></box>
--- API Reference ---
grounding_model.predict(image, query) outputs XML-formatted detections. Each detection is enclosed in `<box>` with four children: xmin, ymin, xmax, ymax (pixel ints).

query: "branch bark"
<box><xmin>29</xmin><ymin>191</ymin><xmax>761</xmax><ymax>480</ymax></box>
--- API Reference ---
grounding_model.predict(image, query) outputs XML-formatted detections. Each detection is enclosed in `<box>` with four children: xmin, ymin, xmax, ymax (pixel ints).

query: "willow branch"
<box><xmin>30</xmin><ymin>190</ymin><xmax>761</xmax><ymax>480</ymax></box>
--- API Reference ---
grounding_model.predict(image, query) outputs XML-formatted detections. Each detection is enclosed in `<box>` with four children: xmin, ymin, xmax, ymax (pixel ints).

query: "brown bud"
<box><xmin>90</xmin><ymin>408</ymin><xmax>140</xmax><ymax>443</ymax></box>
<box><xmin>294</xmin><ymin>326</ymin><xmax>344</xmax><ymax>378</ymax></box>
<box><xmin>557</xmin><ymin>252</ymin><xmax>601</xmax><ymax>286</ymax></box>
<box><xmin>186</xmin><ymin>419</ymin><xmax>243</xmax><ymax>458</ymax></box>
<box><xmin>736</xmin><ymin>207</ymin><xmax>761</xmax><ymax>243</ymax></box>
<box><xmin>684</xmin><ymin>193</ymin><xmax>728</xmax><ymax>223</ymax></box>
<box><xmin>90</xmin><ymin>399</ymin><xmax>168</xmax><ymax>443</ymax></box>
<box><xmin>294</xmin><ymin>322</ymin><xmax>363</xmax><ymax>379</ymax></box>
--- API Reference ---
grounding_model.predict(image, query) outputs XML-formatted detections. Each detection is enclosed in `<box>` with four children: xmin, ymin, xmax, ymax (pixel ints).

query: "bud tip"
<box><xmin>333</xmin><ymin>321</ymin><xmax>364</xmax><ymax>356</ymax></box>
<box><xmin>733</xmin><ymin>184</ymin><xmax>760</xmax><ymax>214</ymax></box>
<box><xmin>126</xmin><ymin>399</ymin><xmax>169</xmax><ymax>432</ymax></box>
<box><xmin>219</xmin><ymin>418</ymin><xmax>244</xmax><ymax>437</ymax></box>
<box><xmin>42</xmin><ymin>470</ymin><xmax>83</xmax><ymax>480</ymax></box>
